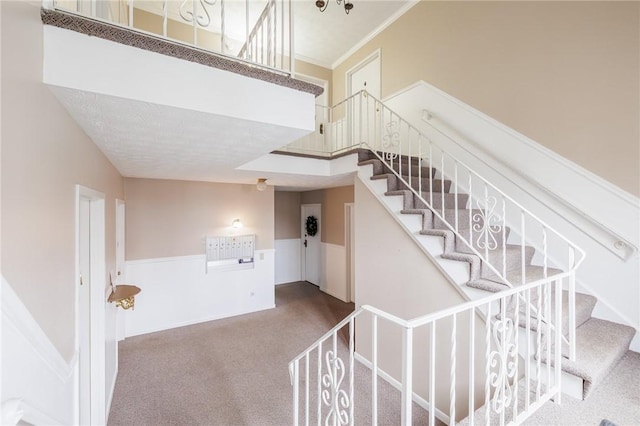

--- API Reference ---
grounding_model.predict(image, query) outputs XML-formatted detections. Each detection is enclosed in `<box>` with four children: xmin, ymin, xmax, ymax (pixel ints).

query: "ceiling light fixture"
<box><xmin>256</xmin><ymin>178</ymin><xmax>268</xmax><ymax>191</ymax></box>
<box><xmin>315</xmin><ymin>0</ymin><xmax>353</xmax><ymax>15</ymax></box>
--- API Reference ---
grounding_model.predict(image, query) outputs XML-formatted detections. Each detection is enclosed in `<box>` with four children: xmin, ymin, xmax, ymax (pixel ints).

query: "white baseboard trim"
<box><xmin>126</xmin><ymin>304</ymin><xmax>276</xmax><ymax>338</ymax></box>
<box><xmin>354</xmin><ymin>352</ymin><xmax>450</xmax><ymax>424</ymax></box>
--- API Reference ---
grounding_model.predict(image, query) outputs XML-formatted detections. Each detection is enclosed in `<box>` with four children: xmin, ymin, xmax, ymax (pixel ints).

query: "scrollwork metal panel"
<box><xmin>472</xmin><ymin>195</ymin><xmax>503</xmax><ymax>250</ymax></box>
<box><xmin>321</xmin><ymin>351</ymin><xmax>350</xmax><ymax>426</ymax></box>
<box><xmin>489</xmin><ymin>316</ymin><xmax>518</xmax><ymax>415</ymax></box>
<box><xmin>180</xmin><ymin>0</ymin><xmax>217</xmax><ymax>27</ymax></box>
<box><xmin>382</xmin><ymin>120</ymin><xmax>400</xmax><ymax>161</ymax></box>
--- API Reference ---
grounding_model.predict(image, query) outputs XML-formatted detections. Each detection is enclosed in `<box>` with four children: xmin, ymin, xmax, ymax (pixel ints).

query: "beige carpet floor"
<box><xmin>523</xmin><ymin>350</ymin><xmax>640</xmax><ymax>426</ymax></box>
<box><xmin>108</xmin><ymin>281</ymin><xmax>638</xmax><ymax>425</ymax></box>
<box><xmin>108</xmin><ymin>282</ymin><xmax>435</xmax><ymax>425</ymax></box>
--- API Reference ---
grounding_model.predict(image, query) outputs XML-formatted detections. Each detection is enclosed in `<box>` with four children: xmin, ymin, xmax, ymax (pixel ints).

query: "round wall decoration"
<box><xmin>305</xmin><ymin>215</ymin><xmax>319</xmax><ymax>237</ymax></box>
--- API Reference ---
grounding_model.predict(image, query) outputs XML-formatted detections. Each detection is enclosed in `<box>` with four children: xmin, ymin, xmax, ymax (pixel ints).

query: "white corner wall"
<box><xmin>123</xmin><ymin>251</ymin><xmax>275</xmax><ymax>337</ymax></box>
<box><xmin>320</xmin><ymin>242</ymin><xmax>348</xmax><ymax>302</ymax></box>
<box><xmin>275</xmin><ymin>239</ymin><xmax>301</xmax><ymax>285</ymax></box>
<box><xmin>1</xmin><ymin>277</ymin><xmax>76</xmax><ymax>425</ymax></box>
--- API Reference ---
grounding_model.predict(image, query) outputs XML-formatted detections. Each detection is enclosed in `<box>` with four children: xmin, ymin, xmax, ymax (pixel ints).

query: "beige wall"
<box><xmin>1</xmin><ymin>1</ymin><xmax>124</xmax><ymax>361</ymax></box>
<box><xmin>354</xmin><ymin>179</ymin><xmax>486</xmax><ymax>420</ymax></box>
<box><xmin>275</xmin><ymin>191</ymin><xmax>301</xmax><ymax>240</ymax></box>
<box><xmin>296</xmin><ymin>59</ymin><xmax>332</xmax><ymax>104</ymax></box>
<box><xmin>125</xmin><ymin>178</ymin><xmax>274</xmax><ymax>260</ymax></box>
<box><xmin>333</xmin><ymin>1</ymin><xmax>640</xmax><ymax>196</ymax></box>
<box><xmin>301</xmin><ymin>185</ymin><xmax>354</xmax><ymax>246</ymax></box>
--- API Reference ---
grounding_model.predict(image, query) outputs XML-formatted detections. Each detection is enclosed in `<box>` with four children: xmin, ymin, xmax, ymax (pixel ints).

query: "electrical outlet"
<box><xmin>259</xmin><ymin>253</ymin><xmax>264</xmax><ymax>260</ymax></box>
<box><xmin>250</xmin><ymin>291</ymin><xmax>255</xmax><ymax>297</ymax></box>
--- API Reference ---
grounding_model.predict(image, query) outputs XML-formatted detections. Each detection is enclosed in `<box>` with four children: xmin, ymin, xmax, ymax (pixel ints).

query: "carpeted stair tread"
<box><xmin>415</xmin><ymin>192</ymin><xmax>469</xmax><ymax>210</ymax></box>
<box><xmin>399</xmin><ymin>175</ymin><xmax>452</xmax><ymax>193</ymax></box>
<box><xmin>498</xmin><ymin>291</ymin><xmax>596</xmax><ymax>337</ymax></box>
<box><xmin>540</xmin><ymin>318</ymin><xmax>635</xmax><ymax>399</ymax></box>
<box><xmin>391</xmin><ymin>163</ymin><xmax>436</xmax><ymax>178</ymax></box>
<box><xmin>522</xmin><ymin>290</ymin><xmax>596</xmax><ymax>334</ymax></box>
<box><xmin>467</xmin><ymin>264</ymin><xmax>563</xmax><ymax>292</ymax></box>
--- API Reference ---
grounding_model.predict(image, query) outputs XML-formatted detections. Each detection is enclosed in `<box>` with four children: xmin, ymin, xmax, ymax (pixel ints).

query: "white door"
<box><xmin>301</xmin><ymin>204</ymin><xmax>322</xmax><ymax>286</ymax></box>
<box><xmin>348</xmin><ymin>51</ymin><xmax>381</xmax><ymax>99</ymax></box>
<box><xmin>347</xmin><ymin>52</ymin><xmax>381</xmax><ymax>148</ymax></box>
<box><xmin>78</xmin><ymin>199</ymin><xmax>91</xmax><ymax>425</ymax></box>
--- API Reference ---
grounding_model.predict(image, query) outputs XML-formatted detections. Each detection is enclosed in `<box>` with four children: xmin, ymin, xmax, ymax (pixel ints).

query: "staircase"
<box><xmin>288</xmin><ymin>90</ymin><xmax>636</xmax><ymax>425</ymax></box>
<box><xmin>357</xmin><ymin>149</ymin><xmax>635</xmax><ymax>402</ymax></box>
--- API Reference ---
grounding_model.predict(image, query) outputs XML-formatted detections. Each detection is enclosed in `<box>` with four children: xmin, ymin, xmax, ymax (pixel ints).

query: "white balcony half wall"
<box><xmin>42</xmin><ymin>25</ymin><xmax>315</xmax><ymax>181</ymax></box>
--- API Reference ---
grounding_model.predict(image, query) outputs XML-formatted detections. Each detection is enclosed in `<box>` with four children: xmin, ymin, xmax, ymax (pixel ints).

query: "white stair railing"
<box><xmin>290</xmin><ymin>277</ymin><xmax>567</xmax><ymax>425</ymax></box>
<box><xmin>282</xmin><ymin>90</ymin><xmax>585</xmax><ymax>360</ymax></box>
<box><xmin>237</xmin><ymin>0</ymin><xmax>294</xmax><ymax>74</ymax></box>
<box><xmin>50</xmin><ymin>0</ymin><xmax>294</xmax><ymax>75</ymax></box>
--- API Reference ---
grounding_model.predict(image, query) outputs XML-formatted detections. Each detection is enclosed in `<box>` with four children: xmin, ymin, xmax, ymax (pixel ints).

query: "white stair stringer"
<box><xmin>358</xmin><ymin>162</ymin><xmax>484</xmax><ymax>307</ymax></box>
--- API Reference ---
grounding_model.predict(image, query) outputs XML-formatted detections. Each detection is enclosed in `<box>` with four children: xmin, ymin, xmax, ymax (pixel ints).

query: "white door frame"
<box><xmin>115</xmin><ymin>199</ymin><xmax>126</xmax><ymax>342</ymax></box>
<box><xmin>75</xmin><ymin>185</ymin><xmax>107</xmax><ymax>425</ymax></box>
<box><xmin>296</xmin><ymin>72</ymin><xmax>329</xmax><ymax>107</ymax></box>
<box><xmin>345</xmin><ymin>203</ymin><xmax>355</xmax><ymax>303</ymax></box>
<box><xmin>346</xmin><ymin>48</ymin><xmax>381</xmax><ymax>99</ymax></box>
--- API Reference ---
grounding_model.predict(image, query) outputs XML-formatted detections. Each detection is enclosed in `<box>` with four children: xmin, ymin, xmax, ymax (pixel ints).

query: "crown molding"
<box><xmin>331</xmin><ymin>0</ymin><xmax>420</xmax><ymax>70</ymax></box>
<box><xmin>295</xmin><ymin>53</ymin><xmax>334</xmax><ymax>70</ymax></box>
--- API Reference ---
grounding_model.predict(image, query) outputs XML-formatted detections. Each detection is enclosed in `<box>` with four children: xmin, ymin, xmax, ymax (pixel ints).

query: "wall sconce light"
<box><xmin>256</xmin><ymin>178</ymin><xmax>267</xmax><ymax>191</ymax></box>
<box><xmin>232</xmin><ymin>218</ymin><xmax>243</xmax><ymax>228</ymax></box>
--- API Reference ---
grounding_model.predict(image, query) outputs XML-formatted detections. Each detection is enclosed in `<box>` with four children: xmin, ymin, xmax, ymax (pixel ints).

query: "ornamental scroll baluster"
<box><xmin>472</xmin><ymin>195</ymin><xmax>503</xmax><ymax>250</ymax></box>
<box><xmin>180</xmin><ymin>0</ymin><xmax>217</xmax><ymax>28</ymax></box>
<box><xmin>382</xmin><ymin>120</ymin><xmax>400</xmax><ymax>161</ymax></box>
<box><xmin>321</xmin><ymin>351</ymin><xmax>350</xmax><ymax>426</ymax></box>
<box><xmin>488</xmin><ymin>315</ymin><xmax>518</xmax><ymax>415</ymax></box>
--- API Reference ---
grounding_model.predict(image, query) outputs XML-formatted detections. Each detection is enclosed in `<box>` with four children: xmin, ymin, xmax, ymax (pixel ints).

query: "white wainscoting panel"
<box><xmin>320</xmin><ymin>243</ymin><xmax>348</xmax><ymax>302</ymax></box>
<box><xmin>1</xmin><ymin>276</ymin><xmax>76</xmax><ymax>425</ymax></box>
<box><xmin>124</xmin><ymin>250</ymin><xmax>275</xmax><ymax>337</ymax></box>
<box><xmin>275</xmin><ymin>239</ymin><xmax>301</xmax><ymax>285</ymax></box>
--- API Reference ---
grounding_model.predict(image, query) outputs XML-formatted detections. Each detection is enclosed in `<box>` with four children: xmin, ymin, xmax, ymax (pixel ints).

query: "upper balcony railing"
<box><xmin>49</xmin><ymin>0</ymin><xmax>295</xmax><ymax>75</ymax></box>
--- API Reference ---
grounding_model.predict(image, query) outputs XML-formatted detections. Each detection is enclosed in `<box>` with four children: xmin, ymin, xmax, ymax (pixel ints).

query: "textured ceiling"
<box><xmin>49</xmin><ymin>86</ymin><xmax>356</xmax><ymax>189</ymax></box>
<box><xmin>50</xmin><ymin>86</ymin><xmax>306</xmax><ymax>179</ymax></box>
<box><xmin>294</xmin><ymin>0</ymin><xmax>413</xmax><ymax>67</ymax></box>
<box><xmin>133</xmin><ymin>0</ymin><xmax>413</xmax><ymax>68</ymax></box>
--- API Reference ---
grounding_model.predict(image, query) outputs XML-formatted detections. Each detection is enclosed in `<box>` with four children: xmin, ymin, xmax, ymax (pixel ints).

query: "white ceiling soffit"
<box><xmin>49</xmin><ymin>86</ymin><xmax>355</xmax><ymax>189</ymax></box>
<box><xmin>49</xmin><ymin>86</ymin><xmax>310</xmax><ymax>181</ymax></box>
